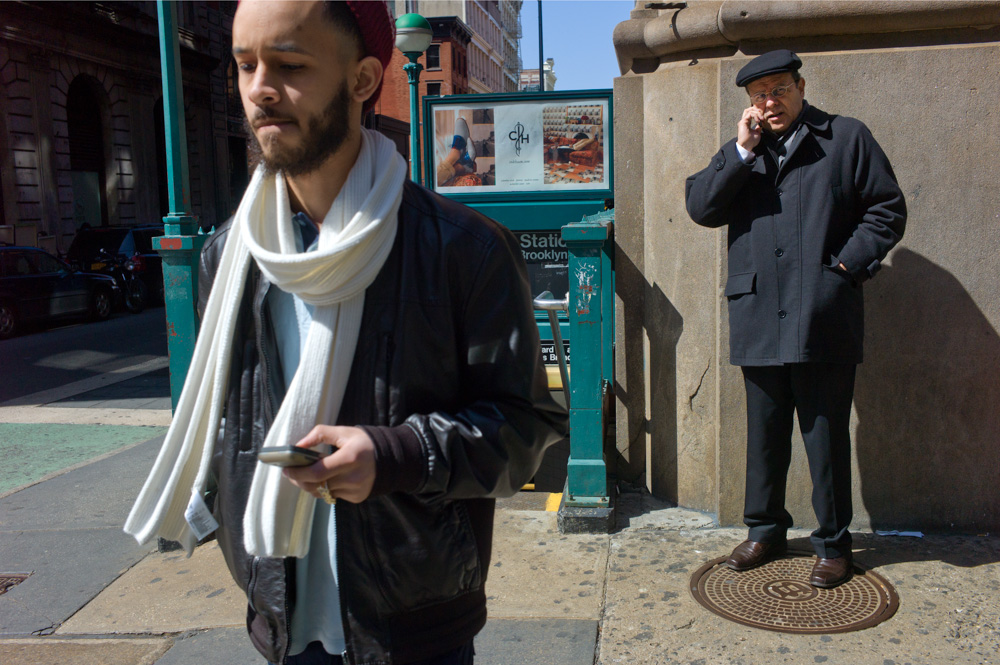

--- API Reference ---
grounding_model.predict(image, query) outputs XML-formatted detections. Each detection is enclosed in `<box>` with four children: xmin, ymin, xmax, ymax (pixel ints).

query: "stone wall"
<box><xmin>612</xmin><ymin>1</ymin><xmax>1000</xmax><ymax>532</ymax></box>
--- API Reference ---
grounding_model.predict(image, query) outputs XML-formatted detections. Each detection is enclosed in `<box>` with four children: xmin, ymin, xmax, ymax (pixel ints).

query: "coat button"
<box><xmin>776</xmin><ymin>188</ymin><xmax>783</xmax><ymax>196</ymax></box>
<box><xmin>778</xmin><ymin>310</ymin><xmax>787</xmax><ymax>319</ymax></box>
<box><xmin>774</xmin><ymin>248</ymin><xmax>784</xmax><ymax>257</ymax></box>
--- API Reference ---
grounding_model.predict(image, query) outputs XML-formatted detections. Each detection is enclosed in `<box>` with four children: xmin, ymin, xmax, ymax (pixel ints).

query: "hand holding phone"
<box><xmin>280</xmin><ymin>426</ymin><xmax>377</xmax><ymax>504</ymax></box>
<box><xmin>738</xmin><ymin>107</ymin><xmax>763</xmax><ymax>152</ymax></box>
<box><xmin>258</xmin><ymin>445</ymin><xmax>329</xmax><ymax>467</ymax></box>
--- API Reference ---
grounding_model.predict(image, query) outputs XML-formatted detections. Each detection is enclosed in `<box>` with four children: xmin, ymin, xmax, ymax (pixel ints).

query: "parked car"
<box><xmin>0</xmin><ymin>245</ymin><xmax>119</xmax><ymax>339</ymax></box>
<box><xmin>65</xmin><ymin>225</ymin><xmax>165</xmax><ymax>304</ymax></box>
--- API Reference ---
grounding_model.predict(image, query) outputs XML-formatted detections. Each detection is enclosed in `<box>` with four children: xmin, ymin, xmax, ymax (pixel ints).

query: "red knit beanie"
<box><xmin>345</xmin><ymin>1</ymin><xmax>395</xmax><ymax>114</ymax></box>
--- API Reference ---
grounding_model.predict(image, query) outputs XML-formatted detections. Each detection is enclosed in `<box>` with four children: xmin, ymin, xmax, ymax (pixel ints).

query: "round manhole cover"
<box><xmin>689</xmin><ymin>552</ymin><xmax>899</xmax><ymax>634</ymax></box>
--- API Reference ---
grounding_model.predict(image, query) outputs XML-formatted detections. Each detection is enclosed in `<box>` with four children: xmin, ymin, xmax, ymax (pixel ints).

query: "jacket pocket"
<box><xmin>364</xmin><ymin>497</ymin><xmax>481</xmax><ymax>614</ymax></box>
<box><xmin>725</xmin><ymin>271</ymin><xmax>756</xmax><ymax>298</ymax></box>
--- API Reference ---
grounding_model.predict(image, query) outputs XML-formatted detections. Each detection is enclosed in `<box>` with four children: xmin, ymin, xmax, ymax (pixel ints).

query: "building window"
<box><xmin>426</xmin><ymin>82</ymin><xmax>442</xmax><ymax>97</ymax></box>
<box><xmin>426</xmin><ymin>44</ymin><xmax>441</xmax><ymax>70</ymax></box>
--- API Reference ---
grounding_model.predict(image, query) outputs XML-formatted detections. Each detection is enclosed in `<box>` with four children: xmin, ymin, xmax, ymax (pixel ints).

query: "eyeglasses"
<box><xmin>749</xmin><ymin>83</ymin><xmax>797</xmax><ymax>105</ymax></box>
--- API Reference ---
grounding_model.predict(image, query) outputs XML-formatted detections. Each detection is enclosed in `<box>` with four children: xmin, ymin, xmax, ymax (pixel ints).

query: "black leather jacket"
<box><xmin>198</xmin><ymin>181</ymin><xmax>567</xmax><ymax>665</ymax></box>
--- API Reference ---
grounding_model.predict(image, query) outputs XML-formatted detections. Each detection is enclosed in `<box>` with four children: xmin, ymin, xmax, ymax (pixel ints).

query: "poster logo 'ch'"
<box><xmin>509</xmin><ymin>122</ymin><xmax>529</xmax><ymax>156</ymax></box>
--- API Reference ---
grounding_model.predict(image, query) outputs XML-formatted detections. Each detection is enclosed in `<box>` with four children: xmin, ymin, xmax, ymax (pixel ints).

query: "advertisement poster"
<box><xmin>432</xmin><ymin>98</ymin><xmax>608</xmax><ymax>194</ymax></box>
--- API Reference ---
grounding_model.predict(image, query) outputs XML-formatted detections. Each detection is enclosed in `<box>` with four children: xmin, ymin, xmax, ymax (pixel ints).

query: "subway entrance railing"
<box><xmin>424</xmin><ymin>89</ymin><xmax>616</xmax><ymax>533</ymax></box>
<box><xmin>549</xmin><ymin>210</ymin><xmax>615</xmax><ymax>533</ymax></box>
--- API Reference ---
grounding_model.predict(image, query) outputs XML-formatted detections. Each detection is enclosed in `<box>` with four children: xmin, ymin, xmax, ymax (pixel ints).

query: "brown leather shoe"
<box><xmin>809</xmin><ymin>554</ymin><xmax>854</xmax><ymax>588</ymax></box>
<box><xmin>725</xmin><ymin>539</ymin><xmax>788</xmax><ymax>571</ymax></box>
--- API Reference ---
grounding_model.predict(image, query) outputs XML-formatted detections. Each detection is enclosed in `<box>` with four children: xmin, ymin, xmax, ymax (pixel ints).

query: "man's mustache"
<box><xmin>250</xmin><ymin>107</ymin><xmax>294</xmax><ymax>127</ymax></box>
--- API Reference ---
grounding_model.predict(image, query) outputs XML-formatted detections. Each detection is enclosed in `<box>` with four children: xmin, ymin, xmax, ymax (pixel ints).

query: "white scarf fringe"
<box><xmin>125</xmin><ymin>129</ymin><xmax>405</xmax><ymax>557</ymax></box>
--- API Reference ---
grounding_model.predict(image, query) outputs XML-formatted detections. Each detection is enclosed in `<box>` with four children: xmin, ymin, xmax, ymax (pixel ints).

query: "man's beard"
<box><xmin>245</xmin><ymin>82</ymin><xmax>352</xmax><ymax>178</ymax></box>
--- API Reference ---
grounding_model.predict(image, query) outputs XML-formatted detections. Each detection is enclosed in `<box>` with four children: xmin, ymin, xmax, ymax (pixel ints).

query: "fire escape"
<box><xmin>500</xmin><ymin>1</ymin><xmax>523</xmax><ymax>92</ymax></box>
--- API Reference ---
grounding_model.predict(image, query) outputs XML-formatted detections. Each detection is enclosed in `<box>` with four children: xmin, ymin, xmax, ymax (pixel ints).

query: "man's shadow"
<box><xmin>853</xmin><ymin>247</ymin><xmax>1000</xmax><ymax>567</ymax></box>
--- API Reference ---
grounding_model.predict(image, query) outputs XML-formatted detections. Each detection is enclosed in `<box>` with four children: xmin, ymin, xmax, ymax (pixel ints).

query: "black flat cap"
<box><xmin>735</xmin><ymin>50</ymin><xmax>802</xmax><ymax>87</ymax></box>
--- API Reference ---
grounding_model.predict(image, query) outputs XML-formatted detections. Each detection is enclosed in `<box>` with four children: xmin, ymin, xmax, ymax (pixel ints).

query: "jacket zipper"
<box><xmin>253</xmin><ymin>273</ymin><xmax>289</xmax><ymax>662</ymax></box>
<box><xmin>281</xmin><ymin>558</ymin><xmax>293</xmax><ymax>664</ymax></box>
<box><xmin>336</xmin><ymin>502</ymin><xmax>354</xmax><ymax>665</ymax></box>
<box><xmin>336</xmin><ymin>329</ymin><xmax>388</xmax><ymax>665</ymax></box>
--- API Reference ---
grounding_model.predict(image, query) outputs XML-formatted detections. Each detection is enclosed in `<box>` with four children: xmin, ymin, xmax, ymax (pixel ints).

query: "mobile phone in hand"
<box><xmin>258</xmin><ymin>445</ymin><xmax>327</xmax><ymax>467</ymax></box>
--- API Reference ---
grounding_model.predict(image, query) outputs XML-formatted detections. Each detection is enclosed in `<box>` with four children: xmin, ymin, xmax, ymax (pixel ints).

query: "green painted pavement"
<box><xmin>0</xmin><ymin>424</ymin><xmax>168</xmax><ymax>495</ymax></box>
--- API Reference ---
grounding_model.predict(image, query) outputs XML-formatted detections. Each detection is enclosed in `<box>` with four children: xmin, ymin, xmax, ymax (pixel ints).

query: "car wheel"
<box><xmin>91</xmin><ymin>287</ymin><xmax>113</xmax><ymax>321</ymax></box>
<box><xmin>0</xmin><ymin>301</ymin><xmax>17</xmax><ymax>339</ymax></box>
<box><xmin>124</xmin><ymin>278</ymin><xmax>148</xmax><ymax>314</ymax></box>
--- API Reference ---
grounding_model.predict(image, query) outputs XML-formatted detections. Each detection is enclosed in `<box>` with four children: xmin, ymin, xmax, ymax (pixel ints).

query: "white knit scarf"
<box><xmin>125</xmin><ymin>128</ymin><xmax>405</xmax><ymax>557</ymax></box>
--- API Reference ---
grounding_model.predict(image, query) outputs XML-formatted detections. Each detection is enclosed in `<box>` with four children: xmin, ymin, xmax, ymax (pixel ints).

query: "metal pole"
<box><xmin>158</xmin><ymin>0</ymin><xmax>191</xmax><ymax>230</ymax></box>
<box><xmin>537</xmin><ymin>1</ymin><xmax>544</xmax><ymax>91</ymax></box>
<box><xmin>155</xmin><ymin>0</ymin><xmax>207</xmax><ymax>411</ymax></box>
<box><xmin>404</xmin><ymin>56</ymin><xmax>423</xmax><ymax>184</ymax></box>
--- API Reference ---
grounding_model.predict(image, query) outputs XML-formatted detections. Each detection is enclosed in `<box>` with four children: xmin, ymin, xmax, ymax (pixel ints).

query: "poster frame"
<box><xmin>421</xmin><ymin>89</ymin><xmax>613</xmax><ymax>204</ymax></box>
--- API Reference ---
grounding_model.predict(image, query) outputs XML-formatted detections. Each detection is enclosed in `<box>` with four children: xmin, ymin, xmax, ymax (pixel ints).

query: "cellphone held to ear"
<box><xmin>258</xmin><ymin>445</ymin><xmax>329</xmax><ymax>467</ymax></box>
<box><xmin>750</xmin><ymin>118</ymin><xmax>759</xmax><ymax>131</ymax></box>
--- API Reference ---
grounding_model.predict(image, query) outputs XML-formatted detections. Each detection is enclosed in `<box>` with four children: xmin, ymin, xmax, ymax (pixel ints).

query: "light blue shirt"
<box><xmin>266</xmin><ymin>213</ymin><xmax>345</xmax><ymax>658</ymax></box>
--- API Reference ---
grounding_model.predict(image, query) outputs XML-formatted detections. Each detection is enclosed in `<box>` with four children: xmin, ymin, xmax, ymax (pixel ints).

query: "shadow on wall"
<box><xmin>613</xmin><ymin>248</ymin><xmax>683</xmax><ymax>499</ymax></box>
<box><xmin>855</xmin><ymin>247</ymin><xmax>1000</xmax><ymax>534</ymax></box>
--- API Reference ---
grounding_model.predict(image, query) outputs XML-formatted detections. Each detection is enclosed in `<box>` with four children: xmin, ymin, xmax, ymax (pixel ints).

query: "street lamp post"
<box><xmin>395</xmin><ymin>13</ymin><xmax>433</xmax><ymax>184</ymax></box>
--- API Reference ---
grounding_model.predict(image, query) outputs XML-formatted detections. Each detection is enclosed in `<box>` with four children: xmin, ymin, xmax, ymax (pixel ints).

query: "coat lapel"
<box><xmin>774</xmin><ymin>104</ymin><xmax>831</xmax><ymax>182</ymax></box>
<box><xmin>775</xmin><ymin>124</ymin><xmax>810</xmax><ymax>182</ymax></box>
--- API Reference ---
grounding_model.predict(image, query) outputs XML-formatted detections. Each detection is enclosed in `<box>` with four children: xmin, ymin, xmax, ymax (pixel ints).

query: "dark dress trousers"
<box><xmin>685</xmin><ymin>103</ymin><xmax>906</xmax><ymax>556</ymax></box>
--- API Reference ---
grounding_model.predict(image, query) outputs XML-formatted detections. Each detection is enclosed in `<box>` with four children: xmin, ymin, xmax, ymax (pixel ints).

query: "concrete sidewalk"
<box><xmin>1</xmin><ymin>367</ymin><xmax>998</xmax><ymax>664</ymax></box>
<box><xmin>2</xmin><ymin>443</ymin><xmax>997</xmax><ymax>665</ymax></box>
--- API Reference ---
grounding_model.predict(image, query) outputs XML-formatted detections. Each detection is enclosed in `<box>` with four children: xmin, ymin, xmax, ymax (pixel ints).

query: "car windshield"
<box><xmin>132</xmin><ymin>228</ymin><xmax>164</xmax><ymax>253</ymax></box>
<box><xmin>29</xmin><ymin>251</ymin><xmax>68</xmax><ymax>274</ymax></box>
<box><xmin>66</xmin><ymin>228</ymin><xmax>131</xmax><ymax>260</ymax></box>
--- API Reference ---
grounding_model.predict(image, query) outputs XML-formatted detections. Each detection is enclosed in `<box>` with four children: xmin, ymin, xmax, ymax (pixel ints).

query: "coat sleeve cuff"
<box><xmin>361</xmin><ymin>423</ymin><xmax>426</xmax><ymax>497</ymax></box>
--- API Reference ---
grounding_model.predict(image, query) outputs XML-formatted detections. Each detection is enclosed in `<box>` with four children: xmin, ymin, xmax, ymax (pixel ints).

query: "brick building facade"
<box><xmin>380</xmin><ymin>1</ymin><xmax>522</xmax><ymax>179</ymax></box>
<box><xmin>374</xmin><ymin>15</ymin><xmax>473</xmax><ymax>172</ymax></box>
<box><xmin>401</xmin><ymin>1</ymin><xmax>521</xmax><ymax>94</ymax></box>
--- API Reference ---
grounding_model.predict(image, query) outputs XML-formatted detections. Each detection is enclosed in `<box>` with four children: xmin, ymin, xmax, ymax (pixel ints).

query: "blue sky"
<box><xmin>519</xmin><ymin>0</ymin><xmax>634</xmax><ymax>92</ymax></box>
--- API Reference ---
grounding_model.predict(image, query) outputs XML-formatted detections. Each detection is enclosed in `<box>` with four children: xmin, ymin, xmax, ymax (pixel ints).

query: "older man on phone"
<box><xmin>685</xmin><ymin>50</ymin><xmax>906</xmax><ymax>588</ymax></box>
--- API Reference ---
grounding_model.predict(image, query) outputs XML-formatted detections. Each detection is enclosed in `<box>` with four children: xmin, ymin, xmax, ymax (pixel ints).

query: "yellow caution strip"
<box><xmin>545</xmin><ymin>366</ymin><xmax>568</xmax><ymax>391</ymax></box>
<box><xmin>545</xmin><ymin>493</ymin><xmax>562</xmax><ymax>512</ymax></box>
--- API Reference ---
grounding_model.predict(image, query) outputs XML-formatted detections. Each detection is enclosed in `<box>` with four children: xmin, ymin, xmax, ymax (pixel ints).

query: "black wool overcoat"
<box><xmin>685</xmin><ymin>103</ymin><xmax>906</xmax><ymax>366</ymax></box>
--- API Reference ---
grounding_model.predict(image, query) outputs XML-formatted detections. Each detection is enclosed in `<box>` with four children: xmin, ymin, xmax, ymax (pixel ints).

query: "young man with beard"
<box><xmin>125</xmin><ymin>2</ymin><xmax>567</xmax><ymax>663</ymax></box>
<box><xmin>685</xmin><ymin>51</ymin><xmax>906</xmax><ymax>588</ymax></box>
